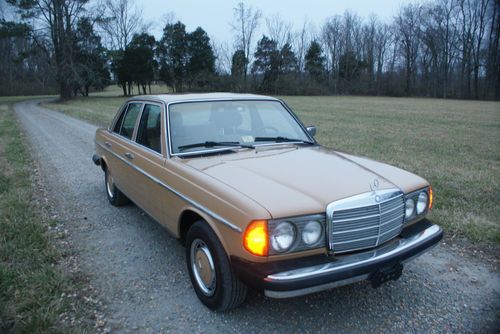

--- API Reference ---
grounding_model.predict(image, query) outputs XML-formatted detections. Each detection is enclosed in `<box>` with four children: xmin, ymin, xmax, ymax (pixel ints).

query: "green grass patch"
<box><xmin>0</xmin><ymin>100</ymin><xmax>86</xmax><ymax>333</ymax></box>
<box><xmin>283</xmin><ymin>96</ymin><xmax>500</xmax><ymax>244</ymax></box>
<box><xmin>44</xmin><ymin>91</ymin><xmax>500</xmax><ymax>244</ymax></box>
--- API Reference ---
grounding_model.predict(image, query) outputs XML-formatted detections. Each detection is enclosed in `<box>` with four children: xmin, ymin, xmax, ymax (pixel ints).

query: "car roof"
<box><xmin>130</xmin><ymin>92</ymin><xmax>279</xmax><ymax>104</ymax></box>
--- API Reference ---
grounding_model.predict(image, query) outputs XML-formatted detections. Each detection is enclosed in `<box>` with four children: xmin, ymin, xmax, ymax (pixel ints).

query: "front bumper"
<box><xmin>231</xmin><ymin>219</ymin><xmax>442</xmax><ymax>298</ymax></box>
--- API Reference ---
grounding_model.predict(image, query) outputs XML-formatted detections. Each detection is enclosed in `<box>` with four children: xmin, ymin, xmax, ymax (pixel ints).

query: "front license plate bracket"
<box><xmin>369</xmin><ymin>263</ymin><xmax>404</xmax><ymax>288</ymax></box>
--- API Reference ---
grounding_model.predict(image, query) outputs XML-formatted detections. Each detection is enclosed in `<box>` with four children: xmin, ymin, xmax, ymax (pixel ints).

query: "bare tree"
<box><xmin>7</xmin><ymin>0</ymin><xmax>88</xmax><ymax>100</ymax></box>
<box><xmin>230</xmin><ymin>1</ymin><xmax>261</xmax><ymax>87</ymax></box>
<box><xmin>457</xmin><ymin>0</ymin><xmax>477</xmax><ymax>98</ymax></box>
<box><xmin>99</xmin><ymin>0</ymin><xmax>143</xmax><ymax>51</ymax></box>
<box><xmin>266</xmin><ymin>13</ymin><xmax>292</xmax><ymax>49</ymax></box>
<box><xmin>485</xmin><ymin>0</ymin><xmax>500</xmax><ymax>98</ymax></box>
<box><xmin>212</xmin><ymin>39</ymin><xmax>233</xmax><ymax>75</ymax></box>
<box><xmin>294</xmin><ymin>18</ymin><xmax>315</xmax><ymax>73</ymax></box>
<box><xmin>162</xmin><ymin>11</ymin><xmax>176</xmax><ymax>27</ymax></box>
<box><xmin>395</xmin><ymin>3</ymin><xmax>423</xmax><ymax>95</ymax></box>
<box><xmin>322</xmin><ymin>15</ymin><xmax>342</xmax><ymax>92</ymax></box>
<box><xmin>472</xmin><ymin>0</ymin><xmax>491</xmax><ymax>99</ymax></box>
<box><xmin>0</xmin><ymin>1</ymin><xmax>5</xmax><ymax>19</ymax></box>
<box><xmin>374</xmin><ymin>22</ymin><xmax>392</xmax><ymax>94</ymax></box>
<box><xmin>362</xmin><ymin>15</ymin><xmax>378</xmax><ymax>85</ymax></box>
<box><xmin>440</xmin><ymin>0</ymin><xmax>460</xmax><ymax>98</ymax></box>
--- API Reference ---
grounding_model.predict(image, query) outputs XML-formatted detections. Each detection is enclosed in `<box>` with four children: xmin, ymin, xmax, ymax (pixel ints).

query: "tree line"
<box><xmin>0</xmin><ymin>0</ymin><xmax>498</xmax><ymax>100</ymax></box>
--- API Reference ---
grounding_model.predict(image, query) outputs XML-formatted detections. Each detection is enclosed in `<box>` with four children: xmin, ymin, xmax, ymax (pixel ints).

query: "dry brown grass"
<box><xmin>284</xmin><ymin>96</ymin><xmax>500</xmax><ymax>244</ymax></box>
<box><xmin>44</xmin><ymin>91</ymin><xmax>500</xmax><ymax>244</ymax></box>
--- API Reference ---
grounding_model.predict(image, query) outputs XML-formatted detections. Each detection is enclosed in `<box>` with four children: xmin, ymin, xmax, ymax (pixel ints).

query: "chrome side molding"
<box><xmin>96</xmin><ymin>142</ymin><xmax>243</xmax><ymax>233</ymax></box>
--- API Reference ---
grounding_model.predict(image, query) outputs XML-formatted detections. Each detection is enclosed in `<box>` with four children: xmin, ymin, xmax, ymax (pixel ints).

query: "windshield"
<box><xmin>169</xmin><ymin>100</ymin><xmax>311</xmax><ymax>154</ymax></box>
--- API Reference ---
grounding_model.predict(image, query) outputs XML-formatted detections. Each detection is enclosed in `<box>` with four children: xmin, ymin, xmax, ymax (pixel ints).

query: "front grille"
<box><xmin>328</xmin><ymin>189</ymin><xmax>404</xmax><ymax>254</ymax></box>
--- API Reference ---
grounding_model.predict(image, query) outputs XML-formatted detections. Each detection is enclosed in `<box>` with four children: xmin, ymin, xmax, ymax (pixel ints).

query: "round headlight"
<box><xmin>271</xmin><ymin>222</ymin><xmax>296</xmax><ymax>252</ymax></box>
<box><xmin>405</xmin><ymin>198</ymin><xmax>415</xmax><ymax>219</ymax></box>
<box><xmin>302</xmin><ymin>221</ymin><xmax>322</xmax><ymax>245</ymax></box>
<box><xmin>416</xmin><ymin>192</ymin><xmax>428</xmax><ymax>214</ymax></box>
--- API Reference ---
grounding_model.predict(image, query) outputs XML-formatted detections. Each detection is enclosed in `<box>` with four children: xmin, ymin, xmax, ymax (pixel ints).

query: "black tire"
<box><xmin>104</xmin><ymin>167</ymin><xmax>130</xmax><ymax>206</ymax></box>
<box><xmin>186</xmin><ymin>220</ymin><xmax>247</xmax><ymax>311</ymax></box>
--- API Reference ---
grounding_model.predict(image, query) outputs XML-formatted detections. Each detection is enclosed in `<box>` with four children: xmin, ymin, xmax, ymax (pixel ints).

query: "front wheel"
<box><xmin>186</xmin><ymin>221</ymin><xmax>248</xmax><ymax>311</ymax></box>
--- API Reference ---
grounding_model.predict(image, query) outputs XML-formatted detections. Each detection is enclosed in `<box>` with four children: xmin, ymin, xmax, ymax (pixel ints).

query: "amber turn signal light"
<box><xmin>429</xmin><ymin>187</ymin><xmax>433</xmax><ymax>210</ymax></box>
<box><xmin>243</xmin><ymin>220</ymin><xmax>268</xmax><ymax>256</ymax></box>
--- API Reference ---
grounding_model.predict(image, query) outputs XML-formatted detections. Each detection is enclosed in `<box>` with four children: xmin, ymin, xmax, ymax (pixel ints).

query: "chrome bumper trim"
<box><xmin>265</xmin><ymin>224</ymin><xmax>441</xmax><ymax>284</ymax></box>
<box><xmin>264</xmin><ymin>274</ymin><xmax>371</xmax><ymax>298</ymax></box>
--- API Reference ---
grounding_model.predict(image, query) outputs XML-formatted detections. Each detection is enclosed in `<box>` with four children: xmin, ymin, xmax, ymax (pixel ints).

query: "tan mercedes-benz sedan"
<box><xmin>93</xmin><ymin>93</ymin><xmax>442</xmax><ymax>311</ymax></box>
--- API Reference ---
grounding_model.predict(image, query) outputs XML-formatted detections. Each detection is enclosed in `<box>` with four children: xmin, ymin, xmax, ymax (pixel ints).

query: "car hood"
<box><xmin>182</xmin><ymin>145</ymin><xmax>428</xmax><ymax>218</ymax></box>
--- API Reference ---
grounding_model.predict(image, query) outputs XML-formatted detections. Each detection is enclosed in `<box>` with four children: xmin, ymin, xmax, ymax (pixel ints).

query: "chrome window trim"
<box><xmin>109</xmin><ymin>101</ymin><xmax>128</xmax><ymax>132</ymax></box>
<box><xmin>130</xmin><ymin>103</ymin><xmax>145</xmax><ymax>142</ymax></box>
<box><xmin>165</xmin><ymin>98</ymin><xmax>314</xmax><ymax>157</ymax></box>
<box><xmin>107</xmin><ymin>129</ymin><xmax>164</xmax><ymax>159</ymax></box>
<box><xmin>278</xmin><ymin>99</ymin><xmax>317</xmax><ymax>144</ymax></box>
<box><xmin>113</xmin><ymin>101</ymin><xmax>145</xmax><ymax>141</ymax></box>
<box><xmin>96</xmin><ymin>141</ymin><xmax>242</xmax><ymax>233</ymax></box>
<box><xmin>134</xmin><ymin>101</ymin><xmax>165</xmax><ymax>157</ymax></box>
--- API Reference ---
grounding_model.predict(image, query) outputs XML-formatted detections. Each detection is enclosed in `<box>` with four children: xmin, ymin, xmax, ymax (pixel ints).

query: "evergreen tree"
<box><xmin>252</xmin><ymin>35</ymin><xmax>280</xmax><ymax>92</ymax></box>
<box><xmin>231</xmin><ymin>49</ymin><xmax>247</xmax><ymax>92</ymax></box>
<box><xmin>279</xmin><ymin>42</ymin><xmax>298</xmax><ymax>74</ymax></box>
<box><xmin>157</xmin><ymin>21</ymin><xmax>188</xmax><ymax>92</ymax></box>
<box><xmin>187</xmin><ymin>27</ymin><xmax>216</xmax><ymax>89</ymax></box>
<box><xmin>126</xmin><ymin>33</ymin><xmax>156</xmax><ymax>94</ymax></box>
<box><xmin>339</xmin><ymin>51</ymin><xmax>366</xmax><ymax>81</ymax></box>
<box><xmin>305</xmin><ymin>40</ymin><xmax>325</xmax><ymax>82</ymax></box>
<box><xmin>74</xmin><ymin>17</ymin><xmax>110</xmax><ymax>96</ymax></box>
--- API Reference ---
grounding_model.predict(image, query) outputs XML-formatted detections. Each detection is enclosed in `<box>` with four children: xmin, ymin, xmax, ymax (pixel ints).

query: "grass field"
<box><xmin>43</xmin><ymin>84</ymin><xmax>170</xmax><ymax>125</ymax></box>
<box><xmin>0</xmin><ymin>96</ymin><xmax>86</xmax><ymax>332</ymax></box>
<box><xmin>44</xmin><ymin>87</ymin><xmax>500</xmax><ymax>244</ymax></box>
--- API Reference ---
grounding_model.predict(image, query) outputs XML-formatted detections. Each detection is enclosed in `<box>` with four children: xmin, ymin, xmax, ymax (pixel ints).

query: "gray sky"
<box><xmin>142</xmin><ymin>0</ymin><xmax>415</xmax><ymax>44</ymax></box>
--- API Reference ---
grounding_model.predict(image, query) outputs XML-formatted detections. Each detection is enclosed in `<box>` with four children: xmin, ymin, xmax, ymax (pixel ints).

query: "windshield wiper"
<box><xmin>254</xmin><ymin>136</ymin><xmax>315</xmax><ymax>145</ymax></box>
<box><xmin>178</xmin><ymin>141</ymin><xmax>255</xmax><ymax>152</ymax></box>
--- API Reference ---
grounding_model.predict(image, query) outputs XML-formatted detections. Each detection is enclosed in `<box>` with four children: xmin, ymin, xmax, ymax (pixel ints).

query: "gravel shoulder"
<box><xmin>14</xmin><ymin>99</ymin><xmax>500</xmax><ymax>333</ymax></box>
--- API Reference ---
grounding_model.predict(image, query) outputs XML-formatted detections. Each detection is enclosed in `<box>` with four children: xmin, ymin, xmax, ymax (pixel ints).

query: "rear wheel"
<box><xmin>186</xmin><ymin>221</ymin><xmax>247</xmax><ymax>311</ymax></box>
<box><xmin>104</xmin><ymin>168</ymin><xmax>130</xmax><ymax>206</ymax></box>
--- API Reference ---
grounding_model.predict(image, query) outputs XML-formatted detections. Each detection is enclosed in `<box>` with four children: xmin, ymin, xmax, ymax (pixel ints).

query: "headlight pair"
<box><xmin>404</xmin><ymin>187</ymin><xmax>432</xmax><ymax>222</ymax></box>
<box><xmin>269</xmin><ymin>216</ymin><xmax>324</xmax><ymax>254</ymax></box>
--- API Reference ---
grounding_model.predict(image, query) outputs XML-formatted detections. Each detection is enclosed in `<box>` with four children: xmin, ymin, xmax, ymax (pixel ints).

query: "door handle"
<box><xmin>124</xmin><ymin>152</ymin><xmax>134</xmax><ymax>160</ymax></box>
<box><xmin>104</xmin><ymin>141</ymin><xmax>111</xmax><ymax>148</ymax></box>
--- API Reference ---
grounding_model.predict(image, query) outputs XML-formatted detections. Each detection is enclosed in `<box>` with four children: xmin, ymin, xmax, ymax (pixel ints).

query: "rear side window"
<box><xmin>136</xmin><ymin>104</ymin><xmax>162</xmax><ymax>153</ymax></box>
<box><xmin>112</xmin><ymin>104</ymin><xmax>127</xmax><ymax>133</ymax></box>
<box><xmin>118</xmin><ymin>103</ymin><xmax>142</xmax><ymax>140</ymax></box>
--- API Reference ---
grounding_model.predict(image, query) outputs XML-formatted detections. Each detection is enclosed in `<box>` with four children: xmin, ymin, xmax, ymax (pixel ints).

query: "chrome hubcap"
<box><xmin>106</xmin><ymin>171</ymin><xmax>114</xmax><ymax>199</ymax></box>
<box><xmin>190</xmin><ymin>239</ymin><xmax>216</xmax><ymax>296</ymax></box>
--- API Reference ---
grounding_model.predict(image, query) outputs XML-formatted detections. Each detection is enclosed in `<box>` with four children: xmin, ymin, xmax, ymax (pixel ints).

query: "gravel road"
<box><xmin>14</xmin><ymin>99</ymin><xmax>500</xmax><ymax>333</ymax></box>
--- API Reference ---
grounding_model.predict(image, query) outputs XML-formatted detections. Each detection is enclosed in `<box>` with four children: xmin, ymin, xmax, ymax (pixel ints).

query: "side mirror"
<box><xmin>306</xmin><ymin>126</ymin><xmax>317</xmax><ymax>137</ymax></box>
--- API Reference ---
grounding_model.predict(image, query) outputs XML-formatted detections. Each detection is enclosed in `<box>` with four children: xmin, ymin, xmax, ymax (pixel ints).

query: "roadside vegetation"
<box><xmin>44</xmin><ymin>89</ymin><xmax>500</xmax><ymax>244</ymax></box>
<box><xmin>2</xmin><ymin>1</ymin><xmax>499</xmax><ymax>100</ymax></box>
<box><xmin>0</xmin><ymin>97</ymin><xmax>86</xmax><ymax>333</ymax></box>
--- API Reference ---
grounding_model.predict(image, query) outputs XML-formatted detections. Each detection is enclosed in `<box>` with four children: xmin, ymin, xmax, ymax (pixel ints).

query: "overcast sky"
<box><xmin>142</xmin><ymin>0</ymin><xmax>415</xmax><ymax>45</ymax></box>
